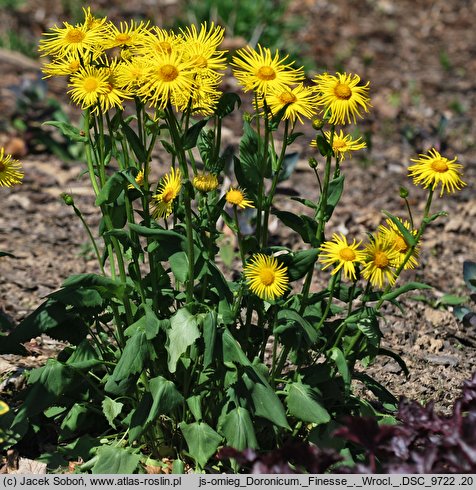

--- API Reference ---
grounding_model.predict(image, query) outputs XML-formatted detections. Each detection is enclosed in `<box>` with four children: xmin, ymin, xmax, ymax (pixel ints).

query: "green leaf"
<box><xmin>324</xmin><ymin>175</ymin><xmax>345</xmax><ymax>221</ymax></box>
<box><xmin>147</xmin><ymin>376</ymin><xmax>184</xmax><ymax>424</ymax></box>
<box><xmin>222</xmin><ymin>328</ymin><xmax>250</xmax><ymax>366</ymax></box>
<box><xmin>166</xmin><ymin>308</ymin><xmax>201</xmax><ymax>373</ymax></box>
<box><xmin>463</xmin><ymin>261</ymin><xmax>476</xmax><ymax>292</ymax></box>
<box><xmin>436</xmin><ymin>294</ymin><xmax>467</xmax><ymax>307</ymax></box>
<box><xmin>285</xmin><ymin>382</ymin><xmax>330</xmax><ymax>425</ymax></box>
<box><xmin>180</xmin><ymin>422</ymin><xmax>222</xmax><ymax>469</ymax></box>
<box><xmin>244</xmin><ymin>373</ymin><xmax>290</xmax><ymax>429</ymax></box>
<box><xmin>273</xmin><ymin>210</ymin><xmax>318</xmax><ymax>245</ymax></box>
<box><xmin>59</xmin><ymin>403</ymin><xmax>93</xmax><ymax>440</ymax></box>
<box><xmin>220</xmin><ymin>407</ymin><xmax>257</xmax><ymax>450</ymax></box>
<box><xmin>62</xmin><ymin>274</ymin><xmax>128</xmax><ymax>300</ymax></box>
<box><xmin>314</xmin><ymin>134</ymin><xmax>332</xmax><ymax>156</ymax></box>
<box><xmin>353</xmin><ymin>372</ymin><xmax>398</xmax><ymax>410</ymax></box>
<box><xmin>281</xmin><ymin>248</ymin><xmax>319</xmax><ymax>281</ymax></box>
<box><xmin>169</xmin><ymin>251</ymin><xmax>189</xmax><ymax>283</ymax></box>
<box><xmin>329</xmin><ymin>347</ymin><xmax>350</xmax><ymax>393</ymax></box>
<box><xmin>120</xmin><ymin>122</ymin><xmax>146</xmax><ymax>163</ymax></box>
<box><xmin>0</xmin><ymin>251</ymin><xmax>15</xmax><ymax>258</ymax></box>
<box><xmin>129</xmin><ymin>223</ymin><xmax>185</xmax><ymax>260</ymax></box>
<box><xmin>378</xmin><ymin>347</ymin><xmax>409</xmax><ymax>377</ymax></box>
<box><xmin>91</xmin><ymin>446</ymin><xmax>141</xmax><ymax>474</ymax></box>
<box><xmin>102</xmin><ymin>397</ymin><xmax>124</xmax><ymax>429</ymax></box>
<box><xmin>105</xmin><ymin>330</ymin><xmax>149</xmax><ymax>395</ymax></box>
<box><xmin>44</xmin><ymin>121</ymin><xmax>88</xmax><ymax>142</ymax></box>
<box><xmin>356</xmin><ymin>315</ymin><xmax>382</xmax><ymax>349</ymax></box>
<box><xmin>381</xmin><ymin>282</ymin><xmax>432</xmax><ymax>302</ymax></box>
<box><xmin>65</xmin><ymin>340</ymin><xmax>102</xmax><ymax>370</ymax></box>
<box><xmin>95</xmin><ymin>172</ymin><xmax>126</xmax><ymax>206</ymax></box>
<box><xmin>125</xmin><ymin>303</ymin><xmax>161</xmax><ymax>340</ymax></box>
<box><xmin>202</xmin><ymin>311</ymin><xmax>217</xmax><ymax>368</ymax></box>
<box><xmin>275</xmin><ymin>308</ymin><xmax>318</xmax><ymax>345</ymax></box>
<box><xmin>382</xmin><ymin>211</ymin><xmax>417</xmax><ymax>247</ymax></box>
<box><xmin>216</xmin><ymin>92</ymin><xmax>241</xmax><ymax>119</ymax></box>
<box><xmin>183</xmin><ymin>120</ymin><xmax>208</xmax><ymax>150</ymax></box>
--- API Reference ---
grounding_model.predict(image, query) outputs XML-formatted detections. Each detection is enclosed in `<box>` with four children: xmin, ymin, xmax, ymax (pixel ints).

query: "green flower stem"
<box><xmin>315</xmin><ymin>125</ymin><xmax>335</xmax><ymax>243</ymax></box>
<box><xmin>300</xmin><ymin>126</ymin><xmax>336</xmax><ymax>312</ymax></box>
<box><xmin>262</xmin><ymin>119</ymin><xmax>290</xmax><ymax>246</ymax></box>
<box><xmin>71</xmin><ymin>203</ymin><xmax>105</xmax><ymax>275</ymax></box>
<box><xmin>315</xmin><ymin>270</ymin><xmax>339</xmax><ymax>332</ymax></box>
<box><xmin>165</xmin><ymin>105</ymin><xmax>196</xmax><ymax>303</ymax></box>
<box><xmin>233</xmin><ymin>205</ymin><xmax>246</xmax><ymax>265</ymax></box>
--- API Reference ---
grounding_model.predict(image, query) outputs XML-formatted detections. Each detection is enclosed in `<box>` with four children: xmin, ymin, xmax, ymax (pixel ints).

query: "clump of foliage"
<box><xmin>0</xmin><ymin>6</ymin><xmax>467</xmax><ymax>474</ymax></box>
<box><xmin>220</xmin><ymin>372</ymin><xmax>476</xmax><ymax>473</ymax></box>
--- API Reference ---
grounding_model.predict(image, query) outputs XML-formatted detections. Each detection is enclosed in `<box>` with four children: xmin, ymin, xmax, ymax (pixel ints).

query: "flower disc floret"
<box><xmin>313</xmin><ymin>72</ymin><xmax>371</xmax><ymax>125</ymax></box>
<box><xmin>408</xmin><ymin>148</ymin><xmax>466</xmax><ymax>196</ymax></box>
<box><xmin>244</xmin><ymin>253</ymin><xmax>289</xmax><ymax>300</ymax></box>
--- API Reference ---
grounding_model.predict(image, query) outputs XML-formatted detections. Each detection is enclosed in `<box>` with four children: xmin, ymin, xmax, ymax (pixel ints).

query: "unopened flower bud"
<box><xmin>308</xmin><ymin>157</ymin><xmax>319</xmax><ymax>169</ymax></box>
<box><xmin>312</xmin><ymin>118</ymin><xmax>324</xmax><ymax>130</ymax></box>
<box><xmin>61</xmin><ymin>193</ymin><xmax>74</xmax><ymax>206</ymax></box>
<box><xmin>399</xmin><ymin>186</ymin><xmax>409</xmax><ymax>199</ymax></box>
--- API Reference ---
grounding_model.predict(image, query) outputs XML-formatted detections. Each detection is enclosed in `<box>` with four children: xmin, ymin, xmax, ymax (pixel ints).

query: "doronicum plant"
<box><xmin>0</xmin><ymin>7</ymin><xmax>467</xmax><ymax>473</ymax></box>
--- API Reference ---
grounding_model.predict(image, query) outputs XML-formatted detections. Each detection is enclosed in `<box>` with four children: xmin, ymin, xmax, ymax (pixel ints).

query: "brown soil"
<box><xmin>0</xmin><ymin>0</ymin><xmax>475</xmax><ymax>420</ymax></box>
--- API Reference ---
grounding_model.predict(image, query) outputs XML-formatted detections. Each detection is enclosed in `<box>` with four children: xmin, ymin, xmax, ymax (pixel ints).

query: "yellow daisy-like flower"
<box><xmin>103</xmin><ymin>20</ymin><xmax>149</xmax><ymax>50</ymax></box>
<box><xmin>361</xmin><ymin>236</ymin><xmax>400</xmax><ymax>289</ymax></box>
<box><xmin>152</xmin><ymin>167</ymin><xmax>182</xmax><ymax>219</ymax></box>
<box><xmin>115</xmin><ymin>56</ymin><xmax>149</xmax><ymax>93</ymax></box>
<box><xmin>128</xmin><ymin>165</ymin><xmax>149</xmax><ymax>190</ymax></box>
<box><xmin>407</xmin><ymin>148</ymin><xmax>466</xmax><ymax>197</ymax></box>
<box><xmin>181</xmin><ymin>22</ymin><xmax>227</xmax><ymax>76</ymax></box>
<box><xmin>313</xmin><ymin>72</ymin><xmax>371</xmax><ymax>125</ymax></box>
<box><xmin>137</xmin><ymin>27</ymin><xmax>181</xmax><ymax>57</ymax></box>
<box><xmin>138</xmin><ymin>50</ymin><xmax>195</xmax><ymax>109</ymax></box>
<box><xmin>193</xmin><ymin>172</ymin><xmax>219</xmax><ymax>193</ymax></box>
<box><xmin>319</xmin><ymin>233</ymin><xmax>366</xmax><ymax>281</ymax></box>
<box><xmin>265</xmin><ymin>83</ymin><xmax>319</xmax><ymax>124</ymax></box>
<box><xmin>68</xmin><ymin>65</ymin><xmax>110</xmax><ymax>111</ymax></box>
<box><xmin>82</xmin><ymin>7</ymin><xmax>107</xmax><ymax>31</ymax></box>
<box><xmin>244</xmin><ymin>253</ymin><xmax>289</xmax><ymax>301</ymax></box>
<box><xmin>42</xmin><ymin>53</ymin><xmax>84</xmax><ymax>78</ymax></box>
<box><xmin>225</xmin><ymin>187</ymin><xmax>254</xmax><ymax>209</ymax></box>
<box><xmin>38</xmin><ymin>21</ymin><xmax>105</xmax><ymax>60</ymax></box>
<box><xmin>378</xmin><ymin>218</ymin><xmax>419</xmax><ymax>270</ymax></box>
<box><xmin>232</xmin><ymin>44</ymin><xmax>304</xmax><ymax>96</ymax></box>
<box><xmin>97</xmin><ymin>60</ymin><xmax>132</xmax><ymax>113</ymax></box>
<box><xmin>311</xmin><ymin>130</ymin><xmax>366</xmax><ymax>160</ymax></box>
<box><xmin>0</xmin><ymin>148</ymin><xmax>23</xmax><ymax>187</ymax></box>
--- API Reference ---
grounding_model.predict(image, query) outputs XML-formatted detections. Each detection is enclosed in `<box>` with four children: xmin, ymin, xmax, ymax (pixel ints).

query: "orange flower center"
<box><xmin>192</xmin><ymin>55</ymin><xmax>208</xmax><ymax>68</ymax></box>
<box><xmin>431</xmin><ymin>159</ymin><xmax>448</xmax><ymax>173</ymax></box>
<box><xmin>116</xmin><ymin>33</ymin><xmax>131</xmax><ymax>44</ymax></box>
<box><xmin>68</xmin><ymin>60</ymin><xmax>80</xmax><ymax>72</ymax></box>
<box><xmin>374</xmin><ymin>251</ymin><xmax>389</xmax><ymax>268</ymax></box>
<box><xmin>66</xmin><ymin>28</ymin><xmax>86</xmax><ymax>44</ymax></box>
<box><xmin>226</xmin><ymin>189</ymin><xmax>244</xmax><ymax>205</ymax></box>
<box><xmin>83</xmin><ymin>77</ymin><xmax>99</xmax><ymax>92</ymax></box>
<box><xmin>394</xmin><ymin>235</ymin><xmax>408</xmax><ymax>252</ymax></box>
<box><xmin>156</xmin><ymin>41</ymin><xmax>172</xmax><ymax>54</ymax></box>
<box><xmin>333</xmin><ymin>139</ymin><xmax>346</xmax><ymax>150</ymax></box>
<box><xmin>158</xmin><ymin>64</ymin><xmax>179</xmax><ymax>82</ymax></box>
<box><xmin>339</xmin><ymin>247</ymin><xmax>356</xmax><ymax>261</ymax></box>
<box><xmin>259</xmin><ymin>267</ymin><xmax>275</xmax><ymax>286</ymax></box>
<box><xmin>162</xmin><ymin>188</ymin><xmax>175</xmax><ymax>203</ymax></box>
<box><xmin>334</xmin><ymin>82</ymin><xmax>352</xmax><ymax>100</ymax></box>
<box><xmin>278</xmin><ymin>91</ymin><xmax>297</xmax><ymax>104</ymax></box>
<box><xmin>257</xmin><ymin>66</ymin><xmax>276</xmax><ymax>81</ymax></box>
